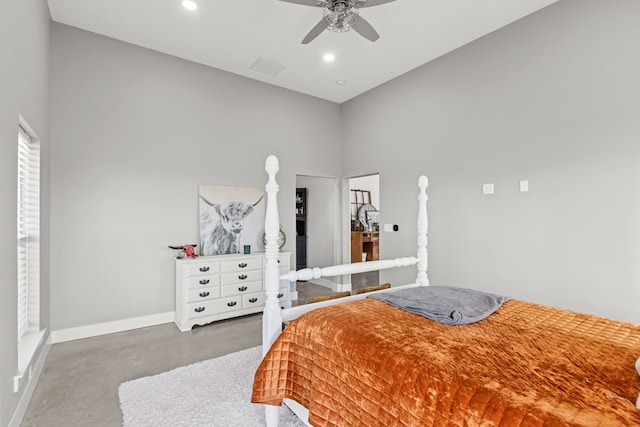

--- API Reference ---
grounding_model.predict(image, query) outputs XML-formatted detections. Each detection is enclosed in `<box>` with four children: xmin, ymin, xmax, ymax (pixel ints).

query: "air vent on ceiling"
<box><xmin>250</xmin><ymin>57</ymin><xmax>286</xmax><ymax>77</ymax></box>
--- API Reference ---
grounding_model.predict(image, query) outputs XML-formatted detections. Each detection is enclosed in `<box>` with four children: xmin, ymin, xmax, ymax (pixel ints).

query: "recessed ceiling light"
<box><xmin>323</xmin><ymin>53</ymin><xmax>335</xmax><ymax>62</ymax></box>
<box><xmin>336</xmin><ymin>80</ymin><xmax>346</xmax><ymax>85</ymax></box>
<box><xmin>182</xmin><ymin>0</ymin><xmax>197</xmax><ymax>10</ymax></box>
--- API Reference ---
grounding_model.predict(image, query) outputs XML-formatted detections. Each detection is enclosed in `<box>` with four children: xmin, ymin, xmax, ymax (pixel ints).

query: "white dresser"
<box><xmin>174</xmin><ymin>252</ymin><xmax>291</xmax><ymax>332</ymax></box>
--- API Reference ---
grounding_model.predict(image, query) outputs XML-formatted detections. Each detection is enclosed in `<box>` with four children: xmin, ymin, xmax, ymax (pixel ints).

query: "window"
<box><xmin>17</xmin><ymin>122</ymin><xmax>40</xmax><ymax>341</ymax></box>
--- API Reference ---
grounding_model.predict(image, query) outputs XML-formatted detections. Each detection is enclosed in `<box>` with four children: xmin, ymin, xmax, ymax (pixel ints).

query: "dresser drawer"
<box><xmin>187</xmin><ymin>296</ymin><xmax>242</xmax><ymax>319</ymax></box>
<box><xmin>263</xmin><ymin>255</ymin><xmax>290</xmax><ymax>268</ymax></box>
<box><xmin>277</xmin><ymin>286</ymin><xmax>289</xmax><ymax>301</ymax></box>
<box><xmin>279</xmin><ymin>258</ymin><xmax>290</xmax><ymax>269</ymax></box>
<box><xmin>221</xmin><ymin>258</ymin><xmax>262</xmax><ymax>273</ymax></box>
<box><xmin>187</xmin><ymin>287</ymin><xmax>220</xmax><ymax>303</ymax></box>
<box><xmin>243</xmin><ymin>293</ymin><xmax>266</xmax><ymax>308</ymax></box>
<box><xmin>221</xmin><ymin>280</ymin><xmax>262</xmax><ymax>297</ymax></box>
<box><xmin>185</xmin><ymin>275</ymin><xmax>221</xmax><ymax>290</ymax></box>
<box><xmin>221</xmin><ymin>270</ymin><xmax>263</xmax><ymax>285</ymax></box>
<box><xmin>184</xmin><ymin>261</ymin><xmax>220</xmax><ymax>277</ymax></box>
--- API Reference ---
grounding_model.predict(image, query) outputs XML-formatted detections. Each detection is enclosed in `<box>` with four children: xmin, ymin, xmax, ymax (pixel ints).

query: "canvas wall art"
<box><xmin>198</xmin><ymin>185</ymin><xmax>266</xmax><ymax>256</ymax></box>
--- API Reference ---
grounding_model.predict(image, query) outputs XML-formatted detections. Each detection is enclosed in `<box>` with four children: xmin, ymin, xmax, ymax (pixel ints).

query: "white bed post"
<box><xmin>263</xmin><ymin>155</ymin><xmax>282</xmax><ymax>353</ymax></box>
<box><xmin>263</xmin><ymin>155</ymin><xmax>282</xmax><ymax>427</ymax></box>
<box><xmin>416</xmin><ymin>175</ymin><xmax>429</xmax><ymax>285</ymax></box>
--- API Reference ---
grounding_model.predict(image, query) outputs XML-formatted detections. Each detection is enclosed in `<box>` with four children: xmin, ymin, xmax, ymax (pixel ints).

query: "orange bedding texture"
<box><xmin>252</xmin><ymin>298</ymin><xmax>640</xmax><ymax>426</ymax></box>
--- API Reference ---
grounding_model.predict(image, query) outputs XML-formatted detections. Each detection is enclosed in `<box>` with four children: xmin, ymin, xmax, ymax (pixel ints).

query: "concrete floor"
<box><xmin>21</xmin><ymin>273</ymin><xmax>380</xmax><ymax>426</ymax></box>
<box><xmin>21</xmin><ymin>315</ymin><xmax>263</xmax><ymax>427</ymax></box>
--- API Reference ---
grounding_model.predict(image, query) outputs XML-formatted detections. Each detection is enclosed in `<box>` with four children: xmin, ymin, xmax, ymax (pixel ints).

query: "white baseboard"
<box><xmin>51</xmin><ymin>311</ymin><xmax>175</xmax><ymax>344</ymax></box>
<box><xmin>9</xmin><ymin>334</ymin><xmax>51</xmax><ymax>427</ymax></box>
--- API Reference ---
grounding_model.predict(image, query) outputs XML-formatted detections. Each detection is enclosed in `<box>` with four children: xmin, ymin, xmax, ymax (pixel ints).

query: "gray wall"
<box><xmin>50</xmin><ymin>24</ymin><xmax>342</xmax><ymax>330</ymax></box>
<box><xmin>0</xmin><ymin>1</ymin><xmax>51</xmax><ymax>425</ymax></box>
<box><xmin>341</xmin><ymin>0</ymin><xmax>640</xmax><ymax>323</ymax></box>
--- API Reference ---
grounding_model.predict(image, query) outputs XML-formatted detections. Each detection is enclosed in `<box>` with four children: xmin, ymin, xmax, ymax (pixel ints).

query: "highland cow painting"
<box><xmin>198</xmin><ymin>185</ymin><xmax>266</xmax><ymax>256</ymax></box>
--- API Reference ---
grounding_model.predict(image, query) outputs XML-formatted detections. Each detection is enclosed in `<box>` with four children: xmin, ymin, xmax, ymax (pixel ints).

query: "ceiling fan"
<box><xmin>279</xmin><ymin>0</ymin><xmax>397</xmax><ymax>44</ymax></box>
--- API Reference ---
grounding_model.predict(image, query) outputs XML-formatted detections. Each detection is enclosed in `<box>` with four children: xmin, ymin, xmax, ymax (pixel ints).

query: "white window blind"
<box><xmin>17</xmin><ymin>125</ymin><xmax>40</xmax><ymax>340</ymax></box>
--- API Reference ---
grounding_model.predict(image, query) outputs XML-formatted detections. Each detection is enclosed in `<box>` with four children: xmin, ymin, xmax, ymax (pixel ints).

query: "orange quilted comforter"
<box><xmin>252</xmin><ymin>298</ymin><xmax>640</xmax><ymax>426</ymax></box>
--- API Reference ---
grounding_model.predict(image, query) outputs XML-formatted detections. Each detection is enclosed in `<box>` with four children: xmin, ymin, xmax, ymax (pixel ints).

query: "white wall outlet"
<box><xmin>383</xmin><ymin>223</ymin><xmax>394</xmax><ymax>232</ymax></box>
<box><xmin>520</xmin><ymin>180</ymin><xmax>529</xmax><ymax>192</ymax></box>
<box><xmin>482</xmin><ymin>183</ymin><xmax>494</xmax><ymax>195</ymax></box>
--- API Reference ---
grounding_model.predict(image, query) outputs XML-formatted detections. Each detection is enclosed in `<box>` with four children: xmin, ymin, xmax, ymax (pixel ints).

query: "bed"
<box><xmin>252</xmin><ymin>155</ymin><xmax>640</xmax><ymax>426</ymax></box>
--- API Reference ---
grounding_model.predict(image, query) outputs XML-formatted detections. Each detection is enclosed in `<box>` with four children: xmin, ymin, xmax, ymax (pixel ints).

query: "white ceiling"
<box><xmin>47</xmin><ymin>0</ymin><xmax>558</xmax><ymax>104</ymax></box>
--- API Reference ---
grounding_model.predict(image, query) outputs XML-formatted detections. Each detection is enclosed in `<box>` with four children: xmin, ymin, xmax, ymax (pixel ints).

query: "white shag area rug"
<box><xmin>118</xmin><ymin>346</ymin><xmax>306</xmax><ymax>427</ymax></box>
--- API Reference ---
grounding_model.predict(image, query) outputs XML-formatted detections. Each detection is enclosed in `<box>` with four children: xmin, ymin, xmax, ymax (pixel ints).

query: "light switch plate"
<box><xmin>483</xmin><ymin>184</ymin><xmax>494</xmax><ymax>195</ymax></box>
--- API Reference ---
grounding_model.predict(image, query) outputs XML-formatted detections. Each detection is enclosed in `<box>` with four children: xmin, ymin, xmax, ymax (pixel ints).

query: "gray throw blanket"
<box><xmin>368</xmin><ymin>285</ymin><xmax>509</xmax><ymax>325</ymax></box>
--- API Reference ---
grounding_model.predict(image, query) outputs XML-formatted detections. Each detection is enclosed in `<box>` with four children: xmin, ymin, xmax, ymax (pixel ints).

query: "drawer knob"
<box><xmin>227</xmin><ymin>301</ymin><xmax>237</xmax><ymax>307</ymax></box>
<box><xmin>199</xmin><ymin>266</ymin><xmax>210</xmax><ymax>272</ymax></box>
<box><xmin>238</xmin><ymin>262</ymin><xmax>248</xmax><ymax>268</ymax></box>
<box><xmin>194</xmin><ymin>307</ymin><xmax>205</xmax><ymax>313</ymax></box>
<box><xmin>238</xmin><ymin>286</ymin><xmax>248</xmax><ymax>292</ymax></box>
<box><xmin>199</xmin><ymin>279</ymin><xmax>210</xmax><ymax>285</ymax></box>
<box><xmin>277</xmin><ymin>293</ymin><xmax>284</xmax><ymax>299</ymax></box>
<box><xmin>199</xmin><ymin>291</ymin><xmax>210</xmax><ymax>298</ymax></box>
<box><xmin>238</xmin><ymin>274</ymin><xmax>248</xmax><ymax>280</ymax></box>
<box><xmin>248</xmin><ymin>297</ymin><xmax>258</xmax><ymax>303</ymax></box>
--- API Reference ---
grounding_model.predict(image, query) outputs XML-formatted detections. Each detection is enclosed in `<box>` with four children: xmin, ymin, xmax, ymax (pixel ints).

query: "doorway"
<box><xmin>295</xmin><ymin>175</ymin><xmax>340</xmax><ymax>270</ymax></box>
<box><xmin>294</xmin><ymin>175</ymin><xmax>341</xmax><ymax>297</ymax></box>
<box><xmin>348</xmin><ymin>174</ymin><xmax>380</xmax><ymax>290</ymax></box>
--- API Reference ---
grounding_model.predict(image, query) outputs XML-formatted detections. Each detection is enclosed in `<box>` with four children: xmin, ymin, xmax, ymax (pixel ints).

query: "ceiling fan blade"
<box><xmin>279</xmin><ymin>0</ymin><xmax>326</xmax><ymax>7</ymax></box>
<box><xmin>353</xmin><ymin>16</ymin><xmax>380</xmax><ymax>42</ymax></box>
<box><xmin>301</xmin><ymin>19</ymin><xmax>328</xmax><ymax>44</ymax></box>
<box><xmin>359</xmin><ymin>0</ymin><xmax>397</xmax><ymax>7</ymax></box>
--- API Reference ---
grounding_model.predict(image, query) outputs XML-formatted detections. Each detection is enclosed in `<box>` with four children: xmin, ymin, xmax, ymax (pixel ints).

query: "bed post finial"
<box><xmin>265</xmin><ymin>155</ymin><xmax>279</xmax><ymax>176</ymax></box>
<box><xmin>263</xmin><ymin>155</ymin><xmax>282</xmax><ymax>358</ymax></box>
<box><xmin>416</xmin><ymin>175</ymin><xmax>429</xmax><ymax>285</ymax></box>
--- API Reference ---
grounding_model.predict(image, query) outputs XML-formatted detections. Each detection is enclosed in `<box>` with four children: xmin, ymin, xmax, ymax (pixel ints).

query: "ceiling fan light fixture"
<box><xmin>323</xmin><ymin>7</ymin><xmax>359</xmax><ymax>33</ymax></box>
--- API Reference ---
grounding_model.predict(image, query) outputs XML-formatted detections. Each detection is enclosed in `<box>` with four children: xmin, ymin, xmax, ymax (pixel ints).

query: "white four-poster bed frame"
<box><xmin>261</xmin><ymin>155</ymin><xmax>430</xmax><ymax>427</ymax></box>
